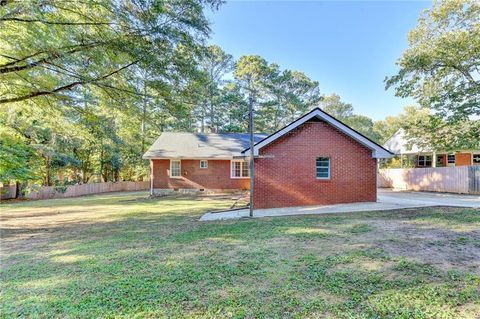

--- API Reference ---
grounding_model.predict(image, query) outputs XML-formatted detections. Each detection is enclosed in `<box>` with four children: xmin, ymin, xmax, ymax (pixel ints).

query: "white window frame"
<box><xmin>316</xmin><ymin>157</ymin><xmax>331</xmax><ymax>180</ymax></box>
<box><xmin>436</xmin><ymin>155</ymin><xmax>444</xmax><ymax>166</ymax></box>
<box><xmin>230</xmin><ymin>160</ymin><xmax>249</xmax><ymax>179</ymax></box>
<box><xmin>418</xmin><ymin>155</ymin><xmax>432</xmax><ymax>167</ymax></box>
<box><xmin>473</xmin><ymin>153</ymin><xmax>480</xmax><ymax>166</ymax></box>
<box><xmin>199</xmin><ymin>160</ymin><xmax>208</xmax><ymax>169</ymax></box>
<box><xmin>170</xmin><ymin>160</ymin><xmax>182</xmax><ymax>178</ymax></box>
<box><xmin>447</xmin><ymin>154</ymin><xmax>456</xmax><ymax>166</ymax></box>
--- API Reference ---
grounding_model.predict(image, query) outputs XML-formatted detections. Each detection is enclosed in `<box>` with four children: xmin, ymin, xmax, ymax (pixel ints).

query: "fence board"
<box><xmin>378</xmin><ymin>166</ymin><xmax>480</xmax><ymax>194</ymax></box>
<box><xmin>0</xmin><ymin>185</ymin><xmax>17</xmax><ymax>200</ymax></box>
<box><xmin>469</xmin><ymin>166</ymin><xmax>480</xmax><ymax>194</ymax></box>
<box><xmin>1</xmin><ymin>181</ymin><xmax>149</xmax><ymax>201</ymax></box>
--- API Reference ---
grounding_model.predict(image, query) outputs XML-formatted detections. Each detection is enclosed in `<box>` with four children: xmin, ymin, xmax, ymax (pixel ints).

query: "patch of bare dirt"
<box><xmin>367</xmin><ymin>217</ymin><xmax>480</xmax><ymax>274</ymax></box>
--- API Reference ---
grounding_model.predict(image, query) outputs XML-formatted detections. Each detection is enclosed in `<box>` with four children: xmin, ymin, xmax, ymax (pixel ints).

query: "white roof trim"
<box><xmin>242</xmin><ymin>108</ymin><xmax>393</xmax><ymax>159</ymax></box>
<box><xmin>143</xmin><ymin>156</ymin><xmax>235</xmax><ymax>160</ymax></box>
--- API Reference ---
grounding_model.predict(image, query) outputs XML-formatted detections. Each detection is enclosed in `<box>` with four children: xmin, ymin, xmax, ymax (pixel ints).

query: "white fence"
<box><xmin>378</xmin><ymin>166</ymin><xmax>480</xmax><ymax>194</ymax></box>
<box><xmin>1</xmin><ymin>181</ymin><xmax>150</xmax><ymax>200</ymax></box>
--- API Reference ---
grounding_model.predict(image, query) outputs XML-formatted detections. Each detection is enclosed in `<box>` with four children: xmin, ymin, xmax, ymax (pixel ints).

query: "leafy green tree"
<box><xmin>234</xmin><ymin>55</ymin><xmax>321</xmax><ymax>133</ymax></box>
<box><xmin>218</xmin><ymin>83</ymin><xmax>249</xmax><ymax>133</ymax></box>
<box><xmin>194</xmin><ymin>45</ymin><xmax>234</xmax><ymax>132</ymax></box>
<box><xmin>373</xmin><ymin>115</ymin><xmax>403</xmax><ymax>144</ymax></box>
<box><xmin>262</xmin><ymin>69</ymin><xmax>321</xmax><ymax>131</ymax></box>
<box><xmin>0</xmin><ymin>0</ymin><xmax>221</xmax><ymax>105</ymax></box>
<box><xmin>400</xmin><ymin>106</ymin><xmax>479</xmax><ymax>151</ymax></box>
<box><xmin>345</xmin><ymin>115</ymin><xmax>381</xmax><ymax>142</ymax></box>
<box><xmin>386</xmin><ymin>0</ymin><xmax>480</xmax><ymax>120</ymax></box>
<box><xmin>0</xmin><ymin>131</ymin><xmax>38</xmax><ymax>185</ymax></box>
<box><xmin>0</xmin><ymin>0</ymin><xmax>224</xmax><ymax>188</ymax></box>
<box><xmin>234</xmin><ymin>55</ymin><xmax>272</xmax><ymax>132</ymax></box>
<box><xmin>321</xmin><ymin>94</ymin><xmax>354</xmax><ymax>119</ymax></box>
<box><xmin>320</xmin><ymin>94</ymin><xmax>380</xmax><ymax>141</ymax></box>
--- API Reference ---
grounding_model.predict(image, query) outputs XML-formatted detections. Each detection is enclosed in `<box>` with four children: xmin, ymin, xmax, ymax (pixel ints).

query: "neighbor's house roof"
<box><xmin>143</xmin><ymin>132</ymin><xmax>267</xmax><ymax>159</ymax></box>
<box><xmin>241</xmin><ymin>107</ymin><xmax>393</xmax><ymax>159</ymax></box>
<box><xmin>383</xmin><ymin>129</ymin><xmax>480</xmax><ymax>155</ymax></box>
<box><xmin>383</xmin><ymin>129</ymin><xmax>430</xmax><ymax>155</ymax></box>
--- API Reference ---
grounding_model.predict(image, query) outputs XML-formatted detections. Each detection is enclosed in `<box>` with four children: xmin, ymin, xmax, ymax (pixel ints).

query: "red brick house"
<box><xmin>143</xmin><ymin>108</ymin><xmax>393</xmax><ymax>208</ymax></box>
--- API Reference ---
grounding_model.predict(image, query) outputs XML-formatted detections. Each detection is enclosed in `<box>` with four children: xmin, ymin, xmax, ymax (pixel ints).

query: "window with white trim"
<box><xmin>316</xmin><ymin>157</ymin><xmax>330</xmax><ymax>179</ymax></box>
<box><xmin>447</xmin><ymin>154</ymin><xmax>455</xmax><ymax>165</ymax></box>
<box><xmin>473</xmin><ymin>154</ymin><xmax>480</xmax><ymax>165</ymax></box>
<box><xmin>170</xmin><ymin>160</ymin><xmax>181</xmax><ymax>177</ymax></box>
<box><xmin>436</xmin><ymin>155</ymin><xmax>444</xmax><ymax>166</ymax></box>
<box><xmin>200</xmin><ymin>160</ymin><xmax>208</xmax><ymax>169</ymax></box>
<box><xmin>231</xmin><ymin>160</ymin><xmax>249</xmax><ymax>178</ymax></box>
<box><xmin>418</xmin><ymin>155</ymin><xmax>432</xmax><ymax>167</ymax></box>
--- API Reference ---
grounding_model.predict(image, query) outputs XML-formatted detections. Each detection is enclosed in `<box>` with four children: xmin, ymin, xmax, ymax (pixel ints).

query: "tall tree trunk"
<box><xmin>201</xmin><ymin>101</ymin><xmax>207</xmax><ymax>133</ymax></box>
<box><xmin>82</xmin><ymin>168</ymin><xmax>87</xmax><ymax>183</ymax></box>
<box><xmin>141</xmin><ymin>78</ymin><xmax>147</xmax><ymax>154</ymax></box>
<box><xmin>114</xmin><ymin>168</ymin><xmax>120</xmax><ymax>182</ymax></box>
<box><xmin>210</xmin><ymin>102</ymin><xmax>215</xmax><ymax>133</ymax></box>
<box><xmin>99</xmin><ymin>146</ymin><xmax>104</xmax><ymax>182</ymax></box>
<box><xmin>45</xmin><ymin>156</ymin><xmax>52</xmax><ymax>186</ymax></box>
<box><xmin>15</xmin><ymin>181</ymin><xmax>20</xmax><ymax>199</ymax></box>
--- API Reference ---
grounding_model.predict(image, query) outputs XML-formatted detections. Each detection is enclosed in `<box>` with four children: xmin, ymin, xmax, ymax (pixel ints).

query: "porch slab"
<box><xmin>199</xmin><ymin>189</ymin><xmax>480</xmax><ymax>221</ymax></box>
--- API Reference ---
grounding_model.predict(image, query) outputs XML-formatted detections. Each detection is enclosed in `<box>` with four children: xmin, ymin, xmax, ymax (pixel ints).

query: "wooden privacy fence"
<box><xmin>378</xmin><ymin>166</ymin><xmax>480</xmax><ymax>195</ymax></box>
<box><xmin>0</xmin><ymin>181</ymin><xmax>150</xmax><ymax>200</ymax></box>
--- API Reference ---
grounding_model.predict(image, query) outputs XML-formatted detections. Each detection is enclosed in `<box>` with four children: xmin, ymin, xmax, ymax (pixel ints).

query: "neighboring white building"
<box><xmin>383</xmin><ymin>129</ymin><xmax>480</xmax><ymax>167</ymax></box>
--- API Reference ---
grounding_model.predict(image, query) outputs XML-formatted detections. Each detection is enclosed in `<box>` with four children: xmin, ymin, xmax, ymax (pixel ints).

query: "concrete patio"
<box><xmin>199</xmin><ymin>188</ymin><xmax>480</xmax><ymax>221</ymax></box>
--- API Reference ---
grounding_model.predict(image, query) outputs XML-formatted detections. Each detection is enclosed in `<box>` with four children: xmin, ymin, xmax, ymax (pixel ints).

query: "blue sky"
<box><xmin>206</xmin><ymin>1</ymin><xmax>431</xmax><ymax>120</ymax></box>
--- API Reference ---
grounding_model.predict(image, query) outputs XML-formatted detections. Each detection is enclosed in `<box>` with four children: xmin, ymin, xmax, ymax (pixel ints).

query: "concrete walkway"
<box><xmin>199</xmin><ymin>189</ymin><xmax>480</xmax><ymax>221</ymax></box>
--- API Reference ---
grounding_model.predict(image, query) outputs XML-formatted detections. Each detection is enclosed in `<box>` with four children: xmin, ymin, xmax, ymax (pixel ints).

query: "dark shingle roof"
<box><xmin>143</xmin><ymin>132</ymin><xmax>267</xmax><ymax>159</ymax></box>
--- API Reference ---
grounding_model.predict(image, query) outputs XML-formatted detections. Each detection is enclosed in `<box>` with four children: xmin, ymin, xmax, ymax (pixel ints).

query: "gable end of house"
<box><xmin>242</xmin><ymin>108</ymin><xmax>393</xmax><ymax>159</ymax></box>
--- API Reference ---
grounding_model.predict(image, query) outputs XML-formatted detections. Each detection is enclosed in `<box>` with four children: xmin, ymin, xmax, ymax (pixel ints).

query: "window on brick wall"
<box><xmin>200</xmin><ymin>160</ymin><xmax>208</xmax><ymax>169</ymax></box>
<box><xmin>418</xmin><ymin>155</ymin><xmax>432</xmax><ymax>167</ymax></box>
<box><xmin>170</xmin><ymin>160</ymin><xmax>181</xmax><ymax>177</ymax></box>
<box><xmin>230</xmin><ymin>160</ymin><xmax>249</xmax><ymax>178</ymax></box>
<box><xmin>473</xmin><ymin>154</ymin><xmax>480</xmax><ymax>165</ymax></box>
<box><xmin>436</xmin><ymin>155</ymin><xmax>444</xmax><ymax>166</ymax></box>
<box><xmin>316</xmin><ymin>157</ymin><xmax>330</xmax><ymax>179</ymax></box>
<box><xmin>447</xmin><ymin>154</ymin><xmax>455</xmax><ymax>165</ymax></box>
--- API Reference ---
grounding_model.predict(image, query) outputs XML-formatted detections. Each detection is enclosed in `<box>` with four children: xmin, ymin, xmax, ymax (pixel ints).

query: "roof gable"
<box><xmin>383</xmin><ymin>129</ymin><xmax>431</xmax><ymax>155</ymax></box>
<box><xmin>242</xmin><ymin>108</ymin><xmax>393</xmax><ymax>159</ymax></box>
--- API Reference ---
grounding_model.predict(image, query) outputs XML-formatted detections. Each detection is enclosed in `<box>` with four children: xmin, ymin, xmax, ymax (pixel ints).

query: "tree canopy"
<box><xmin>0</xmin><ymin>0</ymin><xmax>220</xmax><ymax>105</ymax></box>
<box><xmin>386</xmin><ymin>0</ymin><xmax>480</xmax><ymax>121</ymax></box>
<box><xmin>2</xmin><ymin>0</ymin><xmax>476</xmax><ymax>194</ymax></box>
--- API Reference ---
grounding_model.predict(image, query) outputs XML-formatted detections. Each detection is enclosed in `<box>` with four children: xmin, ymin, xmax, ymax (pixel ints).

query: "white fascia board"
<box><xmin>243</xmin><ymin>108</ymin><xmax>393</xmax><ymax>159</ymax></box>
<box><xmin>142</xmin><ymin>156</ymin><xmax>234</xmax><ymax>160</ymax></box>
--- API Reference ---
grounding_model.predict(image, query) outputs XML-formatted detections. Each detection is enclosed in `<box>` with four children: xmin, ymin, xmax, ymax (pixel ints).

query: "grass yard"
<box><xmin>1</xmin><ymin>192</ymin><xmax>480</xmax><ymax>318</ymax></box>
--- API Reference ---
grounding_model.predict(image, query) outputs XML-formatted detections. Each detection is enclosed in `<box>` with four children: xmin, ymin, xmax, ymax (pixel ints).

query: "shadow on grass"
<box><xmin>2</xmin><ymin>198</ymin><xmax>480</xmax><ymax>318</ymax></box>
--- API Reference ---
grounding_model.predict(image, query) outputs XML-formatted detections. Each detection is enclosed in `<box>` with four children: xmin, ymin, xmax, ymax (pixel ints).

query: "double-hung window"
<box><xmin>231</xmin><ymin>160</ymin><xmax>249</xmax><ymax>178</ymax></box>
<box><xmin>200</xmin><ymin>160</ymin><xmax>208</xmax><ymax>169</ymax></box>
<box><xmin>473</xmin><ymin>154</ymin><xmax>480</xmax><ymax>165</ymax></box>
<box><xmin>436</xmin><ymin>155</ymin><xmax>444</xmax><ymax>166</ymax></box>
<box><xmin>447</xmin><ymin>154</ymin><xmax>455</xmax><ymax>165</ymax></box>
<box><xmin>316</xmin><ymin>157</ymin><xmax>330</xmax><ymax>179</ymax></box>
<box><xmin>170</xmin><ymin>160</ymin><xmax>181</xmax><ymax>178</ymax></box>
<box><xmin>418</xmin><ymin>155</ymin><xmax>432</xmax><ymax>167</ymax></box>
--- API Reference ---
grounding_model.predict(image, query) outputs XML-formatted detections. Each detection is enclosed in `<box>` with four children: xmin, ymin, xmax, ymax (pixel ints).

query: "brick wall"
<box><xmin>151</xmin><ymin>159</ymin><xmax>249</xmax><ymax>190</ymax></box>
<box><xmin>253</xmin><ymin>120</ymin><xmax>377</xmax><ymax>209</ymax></box>
<box><xmin>455</xmin><ymin>153</ymin><xmax>472</xmax><ymax>166</ymax></box>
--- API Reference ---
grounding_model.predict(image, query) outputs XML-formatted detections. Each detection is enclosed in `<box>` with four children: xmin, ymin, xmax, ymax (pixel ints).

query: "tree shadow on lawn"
<box><xmin>2</xmin><ymin>205</ymin><xmax>480</xmax><ymax>318</ymax></box>
<box><xmin>2</xmin><ymin>234</ymin><xmax>479</xmax><ymax>318</ymax></box>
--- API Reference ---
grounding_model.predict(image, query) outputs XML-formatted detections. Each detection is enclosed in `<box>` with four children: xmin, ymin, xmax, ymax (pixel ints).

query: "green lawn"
<box><xmin>1</xmin><ymin>192</ymin><xmax>479</xmax><ymax>318</ymax></box>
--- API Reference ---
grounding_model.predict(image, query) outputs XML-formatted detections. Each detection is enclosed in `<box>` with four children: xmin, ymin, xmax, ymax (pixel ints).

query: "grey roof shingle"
<box><xmin>143</xmin><ymin>132</ymin><xmax>267</xmax><ymax>159</ymax></box>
